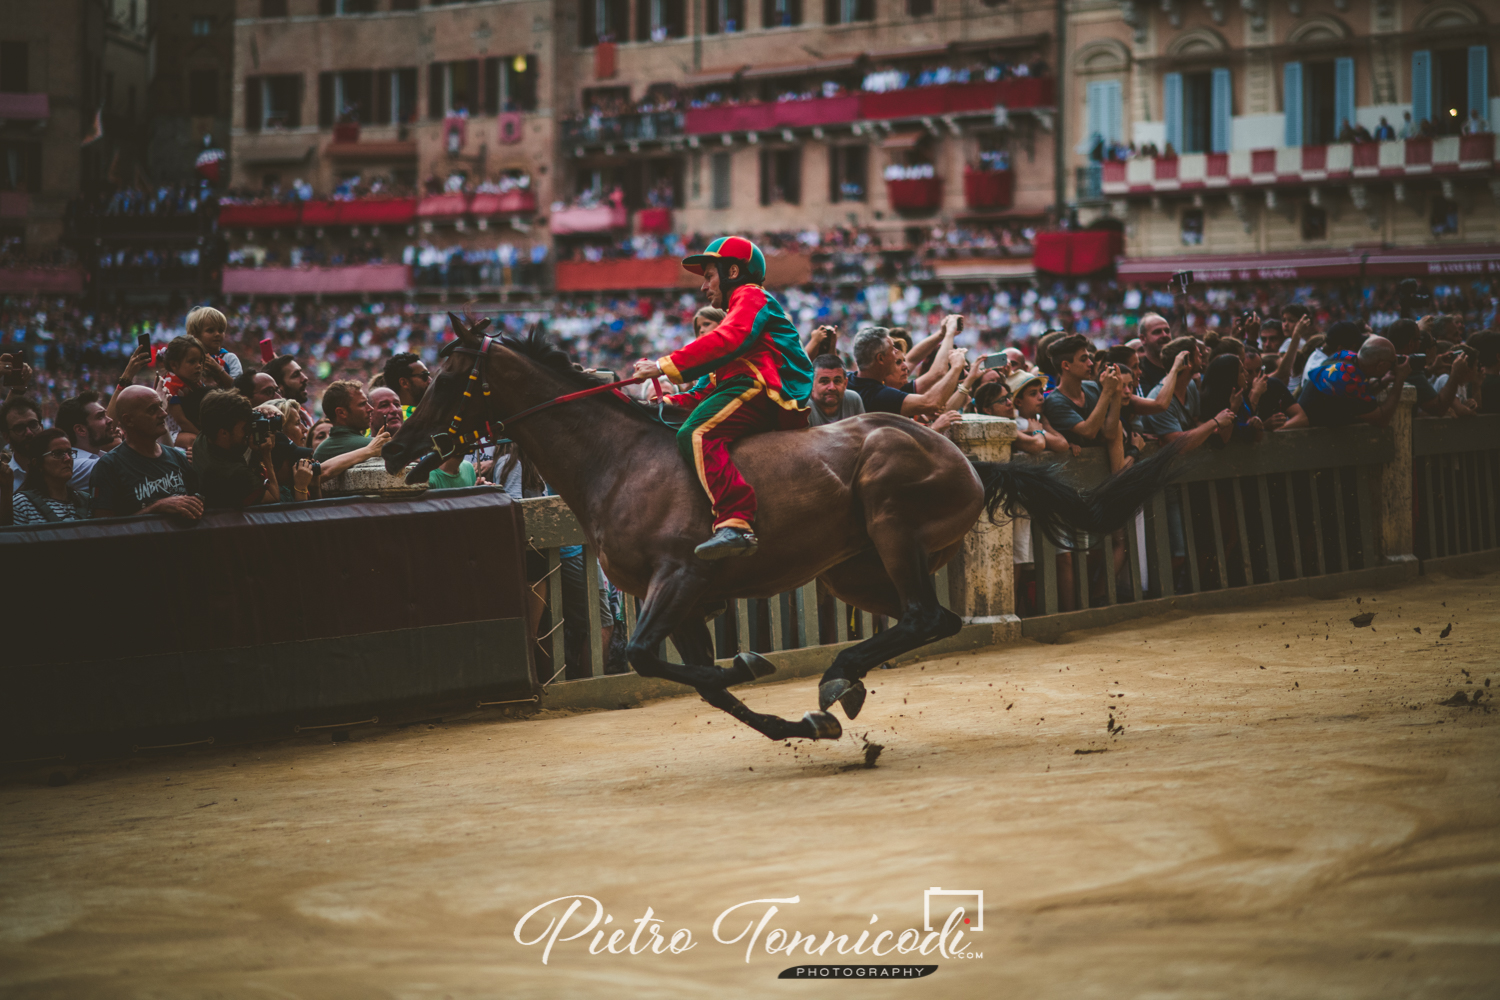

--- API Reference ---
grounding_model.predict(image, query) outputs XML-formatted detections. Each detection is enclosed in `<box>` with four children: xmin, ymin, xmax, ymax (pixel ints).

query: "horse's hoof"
<box><xmin>837</xmin><ymin>680</ymin><xmax>867</xmax><ymax>720</ymax></box>
<box><xmin>801</xmin><ymin>711</ymin><xmax>843</xmax><ymax>740</ymax></box>
<box><xmin>733</xmin><ymin>651</ymin><xmax>776</xmax><ymax>683</ymax></box>
<box><xmin>819</xmin><ymin>678</ymin><xmax>852</xmax><ymax>712</ymax></box>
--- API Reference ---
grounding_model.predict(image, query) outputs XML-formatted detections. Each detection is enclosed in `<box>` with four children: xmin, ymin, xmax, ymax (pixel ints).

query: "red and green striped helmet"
<box><xmin>681</xmin><ymin>236</ymin><xmax>766</xmax><ymax>284</ymax></box>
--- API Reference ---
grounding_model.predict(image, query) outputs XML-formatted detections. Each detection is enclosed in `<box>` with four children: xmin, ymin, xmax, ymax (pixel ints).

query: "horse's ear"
<box><xmin>447</xmin><ymin>312</ymin><xmax>483</xmax><ymax>348</ymax></box>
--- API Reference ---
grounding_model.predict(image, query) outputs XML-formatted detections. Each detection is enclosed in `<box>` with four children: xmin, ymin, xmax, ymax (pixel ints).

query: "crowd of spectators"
<box><xmin>860</xmin><ymin>57</ymin><xmax>1046</xmax><ymax>94</ymax></box>
<box><xmin>74</xmin><ymin>182</ymin><xmax>216</xmax><ymax>218</ymax></box>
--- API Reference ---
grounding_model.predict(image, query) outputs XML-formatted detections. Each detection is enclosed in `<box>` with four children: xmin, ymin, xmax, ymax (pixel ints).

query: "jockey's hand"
<box><xmin>633</xmin><ymin>358</ymin><xmax>663</xmax><ymax>381</ymax></box>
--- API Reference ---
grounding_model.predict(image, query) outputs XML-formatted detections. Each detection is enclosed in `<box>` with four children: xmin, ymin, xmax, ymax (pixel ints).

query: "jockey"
<box><xmin>633</xmin><ymin>236</ymin><xmax>813</xmax><ymax>560</ymax></box>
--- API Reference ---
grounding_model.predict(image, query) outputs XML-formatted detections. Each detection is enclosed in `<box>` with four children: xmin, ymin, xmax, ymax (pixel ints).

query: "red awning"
<box><xmin>1115</xmin><ymin>244</ymin><xmax>1500</xmax><ymax>283</ymax></box>
<box><xmin>1034</xmin><ymin>231</ymin><xmax>1123</xmax><ymax>276</ymax></box>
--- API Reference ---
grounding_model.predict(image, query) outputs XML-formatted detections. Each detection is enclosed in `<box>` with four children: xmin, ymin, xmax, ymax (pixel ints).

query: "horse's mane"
<box><xmin>499</xmin><ymin>323</ymin><xmax>684</xmax><ymax>429</ymax></box>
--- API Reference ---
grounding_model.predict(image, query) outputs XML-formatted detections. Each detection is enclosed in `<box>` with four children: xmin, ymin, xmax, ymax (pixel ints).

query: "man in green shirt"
<box><xmin>313</xmin><ymin>380</ymin><xmax>374</xmax><ymax>461</ymax></box>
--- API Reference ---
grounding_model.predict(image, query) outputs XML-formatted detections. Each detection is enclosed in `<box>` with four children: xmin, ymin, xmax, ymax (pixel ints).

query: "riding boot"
<box><xmin>694</xmin><ymin>526</ymin><xmax>759</xmax><ymax>560</ymax></box>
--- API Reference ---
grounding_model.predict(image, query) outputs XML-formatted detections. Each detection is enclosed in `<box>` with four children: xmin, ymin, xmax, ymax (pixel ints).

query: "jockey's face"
<box><xmin>701</xmin><ymin>261</ymin><xmax>740</xmax><ymax>309</ymax></box>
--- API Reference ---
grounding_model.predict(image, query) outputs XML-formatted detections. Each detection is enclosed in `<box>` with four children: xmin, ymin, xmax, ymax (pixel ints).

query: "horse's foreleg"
<box><xmin>630</xmin><ymin>569</ymin><xmax>842</xmax><ymax>741</ymax></box>
<box><xmin>816</xmin><ymin>543</ymin><xmax>962</xmax><ymax>718</ymax></box>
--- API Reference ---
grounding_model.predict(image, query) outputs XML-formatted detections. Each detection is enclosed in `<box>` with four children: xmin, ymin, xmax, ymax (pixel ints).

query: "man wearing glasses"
<box><xmin>382</xmin><ymin>352</ymin><xmax>431</xmax><ymax>422</ymax></box>
<box><xmin>3</xmin><ymin>395</ymin><xmax>45</xmax><ymax>493</ymax></box>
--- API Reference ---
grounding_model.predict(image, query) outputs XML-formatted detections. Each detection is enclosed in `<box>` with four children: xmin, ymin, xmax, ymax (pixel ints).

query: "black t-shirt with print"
<box><xmin>90</xmin><ymin>443</ymin><xmax>199</xmax><ymax>516</ymax></box>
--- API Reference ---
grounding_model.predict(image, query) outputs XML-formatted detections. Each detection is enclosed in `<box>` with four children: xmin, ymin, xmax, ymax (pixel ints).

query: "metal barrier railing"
<box><xmin>1413</xmin><ymin>414</ymin><xmax>1500</xmax><ymax>561</ymax></box>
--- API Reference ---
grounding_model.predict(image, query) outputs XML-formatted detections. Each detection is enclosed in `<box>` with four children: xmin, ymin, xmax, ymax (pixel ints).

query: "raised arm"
<box><xmin>1273</xmin><ymin>315</ymin><xmax>1310</xmax><ymax>384</ymax></box>
<box><xmin>912</xmin><ymin>315</ymin><xmax>961</xmax><ymax>392</ymax></box>
<box><xmin>902</xmin><ymin>349</ymin><xmax>966</xmax><ymax>417</ymax></box>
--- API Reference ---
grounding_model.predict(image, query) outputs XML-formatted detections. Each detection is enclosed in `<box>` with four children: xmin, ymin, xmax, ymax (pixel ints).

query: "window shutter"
<box><xmin>1469</xmin><ymin>46</ymin><xmax>1489</xmax><ymax>123</ymax></box>
<box><xmin>1334</xmin><ymin>57</ymin><xmax>1354</xmax><ymax>139</ymax></box>
<box><xmin>245</xmin><ymin>75</ymin><xmax>262</xmax><ymax>131</ymax></box>
<box><xmin>1211</xmin><ymin>67</ymin><xmax>1231</xmax><ymax>153</ymax></box>
<box><xmin>712</xmin><ymin>151</ymin><xmax>731</xmax><ymax>208</ymax></box>
<box><xmin>1411</xmin><ymin>50</ymin><xmax>1430</xmax><ymax>128</ymax></box>
<box><xmin>428</xmin><ymin>63</ymin><xmax>445</xmax><ymax>119</ymax></box>
<box><xmin>1105</xmin><ymin>80</ymin><xmax>1123</xmax><ymax>144</ymax></box>
<box><xmin>1082</xmin><ymin>81</ymin><xmax>1103</xmax><ymax>153</ymax></box>
<box><xmin>1283</xmin><ymin>61</ymin><xmax>1302</xmax><ymax>146</ymax></box>
<box><xmin>1164</xmin><ymin>72</ymin><xmax>1183</xmax><ymax>152</ymax></box>
<box><xmin>318</xmin><ymin>71</ymin><xmax>334</xmax><ymax>128</ymax></box>
<box><xmin>786</xmin><ymin>149</ymin><xmax>801</xmax><ymax>204</ymax></box>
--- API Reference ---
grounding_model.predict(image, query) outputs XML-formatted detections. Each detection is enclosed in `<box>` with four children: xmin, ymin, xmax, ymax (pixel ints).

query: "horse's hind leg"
<box><xmin>815</xmin><ymin>543</ymin><xmax>962</xmax><ymax>717</ymax></box>
<box><xmin>628</xmin><ymin>569</ymin><xmax>841</xmax><ymax>741</ymax></box>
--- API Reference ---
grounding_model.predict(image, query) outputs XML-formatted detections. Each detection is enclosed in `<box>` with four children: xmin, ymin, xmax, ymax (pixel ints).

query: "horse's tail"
<box><xmin>971</xmin><ymin>440</ymin><xmax>1183</xmax><ymax>547</ymax></box>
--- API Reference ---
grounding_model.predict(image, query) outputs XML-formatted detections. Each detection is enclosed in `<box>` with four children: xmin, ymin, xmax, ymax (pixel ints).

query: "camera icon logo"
<box><xmin>923</xmin><ymin>887</ymin><xmax>984</xmax><ymax>932</ymax></box>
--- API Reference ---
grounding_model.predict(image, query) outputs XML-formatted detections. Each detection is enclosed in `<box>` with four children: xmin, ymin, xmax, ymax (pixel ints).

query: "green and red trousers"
<box><xmin>674</xmin><ymin>377</ymin><xmax>806</xmax><ymax>532</ymax></box>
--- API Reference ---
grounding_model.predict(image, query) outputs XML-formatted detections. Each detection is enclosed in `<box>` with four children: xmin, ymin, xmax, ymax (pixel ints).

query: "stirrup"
<box><xmin>694</xmin><ymin>526</ymin><xmax>759</xmax><ymax>560</ymax></box>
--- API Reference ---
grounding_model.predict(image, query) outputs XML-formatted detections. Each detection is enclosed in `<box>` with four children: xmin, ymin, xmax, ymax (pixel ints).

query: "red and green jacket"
<box><xmin>656</xmin><ymin>284</ymin><xmax>813</xmax><ymax>411</ymax></box>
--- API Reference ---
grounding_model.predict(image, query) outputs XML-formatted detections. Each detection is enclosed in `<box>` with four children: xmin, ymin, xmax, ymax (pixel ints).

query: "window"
<box><xmin>188</xmin><ymin>69</ymin><xmax>218</xmax><ymax>116</ymax></box>
<box><xmin>641</xmin><ymin>0</ymin><xmax>687</xmax><ymax>39</ymax></box>
<box><xmin>260</xmin><ymin>0</ymin><xmax>289</xmax><ymax>15</ymax></box>
<box><xmin>1284</xmin><ymin>58</ymin><xmax>1351</xmax><ymax>146</ymax></box>
<box><xmin>1180</xmin><ymin>207</ymin><xmax>1204</xmax><ymax>246</ymax></box>
<box><xmin>191</xmin><ymin>17</ymin><xmax>213</xmax><ymax>36</ymax></box>
<box><xmin>318</xmin><ymin>0</ymin><xmax>375</xmax><ymax>13</ymax></box>
<box><xmin>907</xmin><ymin>0</ymin><xmax>932</xmax><ymax>15</ymax></box>
<box><xmin>1</xmin><ymin>141</ymin><xmax>42</xmax><ymax>193</ymax></box>
<box><xmin>1301</xmin><ymin>204</ymin><xmax>1326</xmax><ymax>241</ymax></box>
<box><xmin>763</xmin><ymin>0</ymin><xmax>802</xmax><ymax>28</ymax></box>
<box><xmin>1083</xmin><ymin>79</ymin><xmax>1122</xmax><ymax>153</ymax></box>
<box><xmin>1164</xmin><ymin>69</ymin><xmax>1229</xmax><ymax>154</ymax></box>
<box><xmin>580</xmin><ymin>0</ymin><xmax>630</xmax><ymax>44</ymax></box>
<box><xmin>375</xmin><ymin>68</ymin><xmax>419</xmax><ymax>124</ymax></box>
<box><xmin>1430</xmin><ymin>196</ymin><xmax>1458</xmax><ymax>236</ymax></box>
<box><xmin>711</xmin><ymin>152</ymin><xmax>732</xmax><ymax>209</ymax></box>
<box><xmin>429</xmin><ymin>60</ymin><xmax>480</xmax><ymax>119</ymax></box>
<box><xmin>828</xmin><ymin>145</ymin><xmax>867</xmax><ymax>202</ymax></box>
<box><xmin>245</xmin><ymin>74</ymin><xmax>303</xmax><ymax>130</ymax></box>
<box><xmin>706</xmin><ymin>0</ymin><xmax>746</xmax><ymax>34</ymax></box>
<box><xmin>484</xmin><ymin>55</ymin><xmax>538</xmax><ymax>113</ymax></box>
<box><xmin>1</xmin><ymin>41</ymin><xmax>28</xmax><ymax>92</ymax></box>
<box><xmin>760</xmin><ymin>148</ymin><xmax>801</xmax><ymax>205</ymax></box>
<box><xmin>823</xmin><ymin>0</ymin><xmax>873</xmax><ymax>25</ymax></box>
<box><xmin>1412</xmin><ymin>46</ymin><xmax>1489</xmax><ymax>137</ymax></box>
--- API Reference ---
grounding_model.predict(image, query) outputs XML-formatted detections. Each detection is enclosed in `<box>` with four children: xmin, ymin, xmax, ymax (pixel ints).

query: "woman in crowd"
<box><xmin>309</xmin><ymin>418</ymin><xmax>333</xmax><ymax>451</ymax></box>
<box><xmin>12</xmin><ymin>428</ymin><xmax>91</xmax><ymax>523</ymax></box>
<box><xmin>1199</xmin><ymin>355</ymin><xmax>1263</xmax><ymax>446</ymax></box>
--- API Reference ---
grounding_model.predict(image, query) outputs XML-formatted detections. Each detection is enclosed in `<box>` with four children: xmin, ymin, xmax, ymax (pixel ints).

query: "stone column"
<box><xmin>945</xmin><ymin>414</ymin><xmax>1018</xmax><ymax>619</ymax></box>
<box><xmin>1375</xmin><ymin>385</ymin><xmax>1417</xmax><ymax>566</ymax></box>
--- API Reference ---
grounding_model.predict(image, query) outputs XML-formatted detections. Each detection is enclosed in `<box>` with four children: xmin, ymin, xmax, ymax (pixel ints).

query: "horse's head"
<box><xmin>383</xmin><ymin>312</ymin><xmax>494</xmax><ymax>484</ymax></box>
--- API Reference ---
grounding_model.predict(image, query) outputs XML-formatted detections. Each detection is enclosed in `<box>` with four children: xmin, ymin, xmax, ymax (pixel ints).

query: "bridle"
<box><xmin>428</xmin><ymin>333</ymin><xmax>660</xmax><ymax>461</ymax></box>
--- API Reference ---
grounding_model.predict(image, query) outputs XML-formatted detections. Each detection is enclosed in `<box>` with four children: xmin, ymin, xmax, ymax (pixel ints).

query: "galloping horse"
<box><xmin>384</xmin><ymin>317</ymin><xmax>1177</xmax><ymax>742</ymax></box>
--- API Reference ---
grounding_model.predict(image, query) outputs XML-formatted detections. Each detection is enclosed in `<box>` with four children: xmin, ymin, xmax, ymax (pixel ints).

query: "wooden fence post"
<box><xmin>1376</xmin><ymin>385</ymin><xmax>1418</xmax><ymax>566</ymax></box>
<box><xmin>946</xmin><ymin>415</ymin><xmax>1018</xmax><ymax>619</ymax></box>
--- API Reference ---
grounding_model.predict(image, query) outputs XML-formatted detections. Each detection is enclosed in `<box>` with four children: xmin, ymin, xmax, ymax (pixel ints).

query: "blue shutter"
<box><xmin>1283</xmin><ymin>61</ymin><xmax>1302</xmax><ymax>146</ymax></box>
<box><xmin>1104</xmin><ymin>79</ymin><xmax>1123</xmax><ymax>144</ymax></box>
<box><xmin>1470</xmin><ymin>46</ymin><xmax>1490</xmax><ymax>124</ymax></box>
<box><xmin>1211</xmin><ymin>67</ymin><xmax>1232</xmax><ymax>152</ymax></box>
<box><xmin>1334</xmin><ymin>57</ymin><xmax>1355</xmax><ymax>140</ymax></box>
<box><xmin>1412</xmin><ymin>50</ymin><xmax>1431</xmax><ymax>128</ymax></box>
<box><xmin>1083</xmin><ymin>80</ymin><xmax>1105</xmax><ymax>152</ymax></box>
<box><xmin>1164</xmin><ymin>72</ymin><xmax>1183</xmax><ymax>153</ymax></box>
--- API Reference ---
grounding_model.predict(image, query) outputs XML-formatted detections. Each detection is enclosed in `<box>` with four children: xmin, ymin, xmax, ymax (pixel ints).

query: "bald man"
<box><xmin>90</xmin><ymin>385</ymin><xmax>203</xmax><ymax>519</ymax></box>
<box><xmin>366</xmin><ymin>386</ymin><xmax>404</xmax><ymax>437</ymax></box>
<box><xmin>1297</xmin><ymin>334</ymin><xmax>1412</xmax><ymax>428</ymax></box>
<box><xmin>1135</xmin><ymin>312</ymin><xmax>1174</xmax><ymax>394</ymax></box>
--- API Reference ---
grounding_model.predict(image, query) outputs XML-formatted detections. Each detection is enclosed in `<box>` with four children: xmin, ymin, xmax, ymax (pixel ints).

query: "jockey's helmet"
<box><xmin>682</xmin><ymin>236</ymin><xmax>767</xmax><ymax>285</ymax></box>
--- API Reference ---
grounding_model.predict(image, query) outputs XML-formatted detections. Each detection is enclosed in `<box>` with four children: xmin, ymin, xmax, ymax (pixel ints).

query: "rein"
<box><xmin>429</xmin><ymin>335</ymin><xmax>663</xmax><ymax>460</ymax></box>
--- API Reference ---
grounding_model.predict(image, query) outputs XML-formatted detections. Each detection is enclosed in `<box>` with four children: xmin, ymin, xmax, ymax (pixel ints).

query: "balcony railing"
<box><xmin>561</xmin><ymin>111</ymin><xmax>685</xmax><ymax>146</ymax></box>
<box><xmin>1101</xmin><ymin>135</ymin><xmax>1498</xmax><ymax>196</ymax></box>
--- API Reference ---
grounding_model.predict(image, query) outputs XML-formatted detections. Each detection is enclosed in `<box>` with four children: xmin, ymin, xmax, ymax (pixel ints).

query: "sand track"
<box><xmin>2</xmin><ymin>569</ymin><xmax>1497</xmax><ymax>999</ymax></box>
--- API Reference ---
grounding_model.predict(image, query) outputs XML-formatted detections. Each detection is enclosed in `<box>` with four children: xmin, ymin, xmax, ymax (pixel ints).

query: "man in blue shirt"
<box><xmin>846</xmin><ymin>324</ymin><xmax>964</xmax><ymax>417</ymax></box>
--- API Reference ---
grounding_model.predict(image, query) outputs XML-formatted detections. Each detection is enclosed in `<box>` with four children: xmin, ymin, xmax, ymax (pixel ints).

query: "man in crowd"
<box><xmin>313</xmin><ymin>380</ymin><xmax>374</xmax><ymax>460</ymax></box>
<box><xmin>367</xmin><ymin>386</ymin><xmax>405</xmax><ymax>437</ymax></box>
<box><xmin>4</xmin><ymin>395</ymin><xmax>45</xmax><ymax>493</ymax></box>
<box><xmin>90</xmin><ymin>385</ymin><xmax>202</xmax><ymax>519</ymax></box>
<box><xmin>54</xmin><ymin>390</ymin><xmax>119</xmax><ymax>490</ymax></box>
<box><xmin>807</xmin><ymin>354</ymin><xmax>865</xmax><ymax>426</ymax></box>
<box><xmin>382</xmin><ymin>352</ymin><xmax>430</xmax><ymax>419</ymax></box>
<box><xmin>192</xmin><ymin>389</ymin><xmax>284</xmax><ymax>507</ymax></box>
<box><xmin>1041</xmin><ymin>333</ymin><xmax>1129</xmax><ymax>449</ymax></box>
<box><xmin>1298</xmin><ymin>335</ymin><xmax>1411</xmax><ymax>428</ymax></box>
<box><xmin>847</xmin><ymin>323</ymin><xmax>964</xmax><ymax>418</ymax></box>
<box><xmin>1139</xmin><ymin>337</ymin><xmax>1234</xmax><ymax>450</ymax></box>
<box><xmin>1385</xmin><ymin>318</ymin><xmax>1475</xmax><ymax>417</ymax></box>
<box><xmin>265</xmin><ymin>355</ymin><xmax>312</xmax><ymax>413</ymax></box>
<box><xmin>1135</xmin><ymin>312</ymin><xmax>1174</xmax><ymax>394</ymax></box>
<box><xmin>234</xmin><ymin>370</ymin><xmax>284</xmax><ymax>407</ymax></box>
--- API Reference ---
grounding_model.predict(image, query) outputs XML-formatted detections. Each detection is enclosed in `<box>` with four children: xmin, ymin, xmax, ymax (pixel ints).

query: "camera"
<box><xmin>1397</xmin><ymin>278</ymin><xmax>1431</xmax><ymax>319</ymax></box>
<box><xmin>251</xmin><ymin>410</ymin><xmax>283</xmax><ymax>445</ymax></box>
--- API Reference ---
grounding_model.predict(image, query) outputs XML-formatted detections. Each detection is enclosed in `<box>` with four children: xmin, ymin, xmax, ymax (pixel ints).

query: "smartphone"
<box><xmin>1</xmin><ymin>368</ymin><xmax>24</xmax><ymax>387</ymax></box>
<box><xmin>260</xmin><ymin>337</ymin><xmax>276</xmax><ymax>363</ymax></box>
<box><xmin>981</xmin><ymin>352</ymin><xmax>1008</xmax><ymax>371</ymax></box>
<box><xmin>137</xmin><ymin>332</ymin><xmax>151</xmax><ymax>351</ymax></box>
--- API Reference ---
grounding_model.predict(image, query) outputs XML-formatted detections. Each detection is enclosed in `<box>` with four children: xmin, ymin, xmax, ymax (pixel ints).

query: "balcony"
<box><xmin>886</xmin><ymin>177</ymin><xmax>943</xmax><ymax>213</ymax></box>
<box><xmin>222</xmin><ymin>264</ymin><xmax>412</xmax><ymax>295</ymax></box>
<box><xmin>963</xmin><ymin>169</ymin><xmax>1013</xmax><ymax>211</ymax></box>
<box><xmin>1100</xmin><ymin>135</ymin><xmax>1499</xmax><ymax>196</ymax></box>
<box><xmin>549</xmin><ymin>204</ymin><xmax>629</xmax><ymax>235</ymax></box>
<box><xmin>561</xmin><ymin>111</ymin><xmax>685</xmax><ymax>148</ymax></box>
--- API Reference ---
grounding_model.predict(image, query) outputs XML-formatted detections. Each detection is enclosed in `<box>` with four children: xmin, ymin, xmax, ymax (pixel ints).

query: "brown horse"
<box><xmin>384</xmin><ymin>318</ymin><xmax>1177</xmax><ymax>742</ymax></box>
